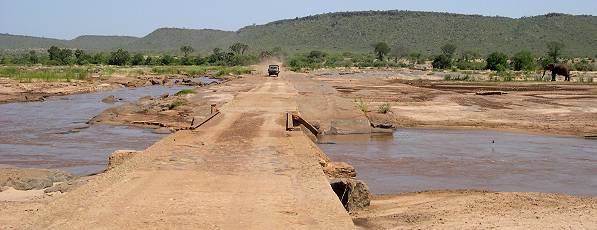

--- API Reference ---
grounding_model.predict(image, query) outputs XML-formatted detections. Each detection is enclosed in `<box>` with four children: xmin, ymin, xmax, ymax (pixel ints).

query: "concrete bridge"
<box><xmin>25</xmin><ymin>73</ymin><xmax>364</xmax><ymax>229</ymax></box>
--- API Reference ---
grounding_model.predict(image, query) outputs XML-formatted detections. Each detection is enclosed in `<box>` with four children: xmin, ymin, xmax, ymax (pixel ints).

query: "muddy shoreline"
<box><xmin>0</xmin><ymin>73</ymin><xmax>212</xmax><ymax>104</ymax></box>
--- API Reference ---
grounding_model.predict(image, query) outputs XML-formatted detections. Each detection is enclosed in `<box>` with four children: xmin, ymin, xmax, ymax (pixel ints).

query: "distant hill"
<box><xmin>125</xmin><ymin>28</ymin><xmax>236</xmax><ymax>53</ymax></box>
<box><xmin>1</xmin><ymin>11</ymin><xmax>596</xmax><ymax>56</ymax></box>
<box><xmin>69</xmin><ymin>35</ymin><xmax>139</xmax><ymax>50</ymax></box>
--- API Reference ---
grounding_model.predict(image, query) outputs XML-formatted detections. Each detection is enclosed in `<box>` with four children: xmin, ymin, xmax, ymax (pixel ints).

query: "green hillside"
<box><xmin>69</xmin><ymin>35</ymin><xmax>139</xmax><ymax>50</ymax></box>
<box><xmin>1</xmin><ymin>11</ymin><xmax>596</xmax><ymax>56</ymax></box>
<box><xmin>0</xmin><ymin>33</ymin><xmax>66</xmax><ymax>50</ymax></box>
<box><xmin>125</xmin><ymin>28</ymin><xmax>236</xmax><ymax>53</ymax></box>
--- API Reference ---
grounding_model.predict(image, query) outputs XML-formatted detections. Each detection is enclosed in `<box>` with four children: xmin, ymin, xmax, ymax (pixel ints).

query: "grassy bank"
<box><xmin>0</xmin><ymin>65</ymin><xmax>254</xmax><ymax>82</ymax></box>
<box><xmin>150</xmin><ymin>66</ymin><xmax>253</xmax><ymax>77</ymax></box>
<box><xmin>0</xmin><ymin>66</ymin><xmax>91</xmax><ymax>82</ymax></box>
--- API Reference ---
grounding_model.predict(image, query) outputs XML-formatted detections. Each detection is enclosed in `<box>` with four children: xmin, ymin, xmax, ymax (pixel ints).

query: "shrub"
<box><xmin>573</xmin><ymin>59</ymin><xmax>594</xmax><ymax>71</ymax></box>
<box><xmin>444</xmin><ymin>74</ymin><xmax>471</xmax><ymax>81</ymax></box>
<box><xmin>168</xmin><ymin>100</ymin><xmax>187</xmax><ymax>110</ymax></box>
<box><xmin>454</xmin><ymin>60</ymin><xmax>485</xmax><ymax>70</ymax></box>
<box><xmin>511</xmin><ymin>51</ymin><xmax>535</xmax><ymax>71</ymax></box>
<box><xmin>377</xmin><ymin>103</ymin><xmax>391</xmax><ymax>114</ymax></box>
<box><xmin>160</xmin><ymin>54</ymin><xmax>175</xmax><ymax>65</ymax></box>
<box><xmin>356</xmin><ymin>98</ymin><xmax>369</xmax><ymax>113</ymax></box>
<box><xmin>432</xmin><ymin>54</ymin><xmax>452</xmax><ymax>69</ymax></box>
<box><xmin>486</xmin><ymin>52</ymin><xmax>509</xmax><ymax>71</ymax></box>
<box><xmin>131</xmin><ymin>54</ymin><xmax>145</xmax><ymax>65</ymax></box>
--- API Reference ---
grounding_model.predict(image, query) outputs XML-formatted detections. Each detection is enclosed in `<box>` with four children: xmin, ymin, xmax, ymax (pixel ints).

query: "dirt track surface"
<box><xmin>314</xmin><ymin>70</ymin><xmax>597</xmax><ymax>136</ymax></box>
<box><xmin>10</xmin><ymin>73</ymin><xmax>354</xmax><ymax>229</ymax></box>
<box><xmin>352</xmin><ymin>190</ymin><xmax>597</xmax><ymax>229</ymax></box>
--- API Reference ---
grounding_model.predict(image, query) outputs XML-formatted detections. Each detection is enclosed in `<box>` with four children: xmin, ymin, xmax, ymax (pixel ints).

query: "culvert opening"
<box><xmin>330</xmin><ymin>180</ymin><xmax>351</xmax><ymax>210</ymax></box>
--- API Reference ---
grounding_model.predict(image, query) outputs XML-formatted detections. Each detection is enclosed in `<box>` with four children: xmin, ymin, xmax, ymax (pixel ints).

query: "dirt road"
<box><xmin>17</xmin><ymin>74</ymin><xmax>354</xmax><ymax>229</ymax></box>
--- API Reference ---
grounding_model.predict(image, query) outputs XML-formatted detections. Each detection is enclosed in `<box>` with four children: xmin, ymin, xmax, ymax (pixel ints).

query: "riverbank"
<box><xmin>313</xmin><ymin>68</ymin><xmax>597</xmax><ymax>137</ymax></box>
<box><xmin>352</xmin><ymin>190</ymin><xmax>597</xmax><ymax>229</ymax></box>
<box><xmin>0</xmin><ymin>65</ymin><xmax>250</xmax><ymax>104</ymax></box>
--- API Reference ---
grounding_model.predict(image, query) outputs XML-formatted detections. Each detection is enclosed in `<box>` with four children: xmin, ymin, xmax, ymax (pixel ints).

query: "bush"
<box><xmin>174</xmin><ymin>89</ymin><xmax>196</xmax><ymax>96</ymax></box>
<box><xmin>160</xmin><ymin>54</ymin><xmax>175</xmax><ymax>65</ymax></box>
<box><xmin>511</xmin><ymin>51</ymin><xmax>535</xmax><ymax>71</ymax></box>
<box><xmin>377</xmin><ymin>103</ymin><xmax>391</xmax><ymax>114</ymax></box>
<box><xmin>486</xmin><ymin>52</ymin><xmax>509</xmax><ymax>71</ymax></box>
<box><xmin>108</xmin><ymin>49</ymin><xmax>130</xmax><ymax>66</ymax></box>
<box><xmin>168</xmin><ymin>100</ymin><xmax>187</xmax><ymax>110</ymax></box>
<box><xmin>454</xmin><ymin>60</ymin><xmax>485</xmax><ymax>70</ymax></box>
<box><xmin>131</xmin><ymin>54</ymin><xmax>145</xmax><ymax>65</ymax></box>
<box><xmin>356</xmin><ymin>98</ymin><xmax>369</xmax><ymax>113</ymax></box>
<box><xmin>432</xmin><ymin>54</ymin><xmax>452</xmax><ymax>69</ymax></box>
<box><xmin>444</xmin><ymin>74</ymin><xmax>471</xmax><ymax>81</ymax></box>
<box><xmin>573</xmin><ymin>59</ymin><xmax>594</xmax><ymax>71</ymax></box>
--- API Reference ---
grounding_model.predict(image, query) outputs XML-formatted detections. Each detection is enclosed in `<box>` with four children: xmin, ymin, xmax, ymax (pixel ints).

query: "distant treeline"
<box><xmin>0</xmin><ymin>43</ymin><xmax>281</xmax><ymax>67</ymax></box>
<box><xmin>288</xmin><ymin>41</ymin><xmax>596</xmax><ymax>72</ymax></box>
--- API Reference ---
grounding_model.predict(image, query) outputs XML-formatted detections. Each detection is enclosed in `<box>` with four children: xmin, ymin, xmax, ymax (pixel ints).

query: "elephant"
<box><xmin>543</xmin><ymin>63</ymin><xmax>570</xmax><ymax>81</ymax></box>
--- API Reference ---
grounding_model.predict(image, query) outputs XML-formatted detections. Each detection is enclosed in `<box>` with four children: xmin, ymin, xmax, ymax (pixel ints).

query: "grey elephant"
<box><xmin>543</xmin><ymin>63</ymin><xmax>571</xmax><ymax>81</ymax></box>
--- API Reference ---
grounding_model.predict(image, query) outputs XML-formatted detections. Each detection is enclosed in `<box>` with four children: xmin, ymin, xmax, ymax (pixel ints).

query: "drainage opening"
<box><xmin>330</xmin><ymin>180</ymin><xmax>351</xmax><ymax>210</ymax></box>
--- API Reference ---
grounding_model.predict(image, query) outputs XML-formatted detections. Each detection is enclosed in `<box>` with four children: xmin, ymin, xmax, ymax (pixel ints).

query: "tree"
<box><xmin>57</xmin><ymin>49</ymin><xmax>73</xmax><ymax>65</ymax></box>
<box><xmin>47</xmin><ymin>46</ymin><xmax>72</xmax><ymax>65</ymax></box>
<box><xmin>160</xmin><ymin>54</ymin><xmax>174</xmax><ymax>65</ymax></box>
<box><xmin>144</xmin><ymin>56</ymin><xmax>156</xmax><ymax>65</ymax></box>
<box><xmin>180</xmin><ymin>46</ymin><xmax>194</xmax><ymax>57</ymax></box>
<box><xmin>441</xmin><ymin>44</ymin><xmax>457</xmax><ymax>58</ymax></box>
<box><xmin>193</xmin><ymin>55</ymin><xmax>206</xmax><ymax>65</ymax></box>
<box><xmin>389</xmin><ymin>44</ymin><xmax>406</xmax><ymax>63</ymax></box>
<box><xmin>47</xmin><ymin>46</ymin><xmax>60</xmax><ymax>61</ymax></box>
<box><xmin>74</xmin><ymin>49</ymin><xmax>88</xmax><ymax>65</ymax></box>
<box><xmin>229</xmin><ymin>42</ymin><xmax>249</xmax><ymax>55</ymax></box>
<box><xmin>373</xmin><ymin>42</ymin><xmax>390</xmax><ymax>61</ymax></box>
<box><xmin>511</xmin><ymin>51</ymin><xmax>535</xmax><ymax>71</ymax></box>
<box><xmin>409</xmin><ymin>53</ymin><xmax>423</xmax><ymax>64</ymax></box>
<box><xmin>460</xmin><ymin>50</ymin><xmax>479</xmax><ymax>62</ymax></box>
<box><xmin>131</xmin><ymin>54</ymin><xmax>145</xmax><ymax>65</ymax></box>
<box><xmin>485</xmin><ymin>52</ymin><xmax>509</xmax><ymax>71</ymax></box>
<box><xmin>546</xmin><ymin>41</ymin><xmax>564</xmax><ymax>63</ymax></box>
<box><xmin>108</xmin><ymin>49</ymin><xmax>130</xmax><ymax>66</ymax></box>
<box><xmin>28</xmin><ymin>50</ymin><xmax>39</xmax><ymax>64</ymax></box>
<box><xmin>432</xmin><ymin>54</ymin><xmax>452</xmax><ymax>69</ymax></box>
<box><xmin>90</xmin><ymin>53</ymin><xmax>106</xmax><ymax>64</ymax></box>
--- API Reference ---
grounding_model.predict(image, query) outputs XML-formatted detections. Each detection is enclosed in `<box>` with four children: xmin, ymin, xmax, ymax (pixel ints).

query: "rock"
<box><xmin>125</xmin><ymin>80</ymin><xmax>146</xmax><ymax>88</ymax></box>
<box><xmin>101</xmin><ymin>95</ymin><xmax>123</xmax><ymax>104</ymax></box>
<box><xmin>160</xmin><ymin>93</ymin><xmax>170</xmax><ymax>99</ymax></box>
<box><xmin>329</xmin><ymin>178</ymin><xmax>372</xmax><ymax>212</ymax></box>
<box><xmin>152</xmin><ymin>127</ymin><xmax>175</xmax><ymax>134</ymax></box>
<box><xmin>107</xmin><ymin>150</ymin><xmax>142</xmax><ymax>170</ymax></box>
<box><xmin>476</xmin><ymin>91</ymin><xmax>508</xmax><ymax>95</ymax></box>
<box><xmin>139</xmin><ymin>96</ymin><xmax>153</xmax><ymax>101</ymax></box>
<box><xmin>371</xmin><ymin>128</ymin><xmax>394</xmax><ymax>134</ymax></box>
<box><xmin>0</xmin><ymin>168</ymin><xmax>75</xmax><ymax>191</ymax></box>
<box><xmin>150</xmin><ymin>79</ymin><xmax>164</xmax><ymax>85</ymax></box>
<box><xmin>43</xmin><ymin>179</ymin><xmax>87</xmax><ymax>194</ymax></box>
<box><xmin>323</xmin><ymin>162</ymin><xmax>357</xmax><ymax>178</ymax></box>
<box><xmin>372</xmin><ymin>123</ymin><xmax>394</xmax><ymax>129</ymax></box>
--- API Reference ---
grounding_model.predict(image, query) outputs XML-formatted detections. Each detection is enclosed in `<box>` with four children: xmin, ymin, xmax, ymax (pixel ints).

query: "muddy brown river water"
<box><xmin>0</xmin><ymin>85</ymin><xmax>190</xmax><ymax>175</ymax></box>
<box><xmin>318</xmin><ymin>129</ymin><xmax>597</xmax><ymax>196</ymax></box>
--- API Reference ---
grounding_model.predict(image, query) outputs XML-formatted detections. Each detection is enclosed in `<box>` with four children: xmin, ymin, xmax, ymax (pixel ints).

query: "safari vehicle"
<box><xmin>268</xmin><ymin>65</ymin><xmax>280</xmax><ymax>77</ymax></box>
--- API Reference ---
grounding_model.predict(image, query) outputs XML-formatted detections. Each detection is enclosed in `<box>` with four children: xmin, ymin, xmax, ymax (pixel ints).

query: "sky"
<box><xmin>1</xmin><ymin>0</ymin><xmax>596</xmax><ymax>40</ymax></box>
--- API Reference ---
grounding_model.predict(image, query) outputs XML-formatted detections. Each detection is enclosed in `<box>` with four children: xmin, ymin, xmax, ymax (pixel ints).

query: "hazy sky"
<box><xmin>1</xmin><ymin>0</ymin><xmax>596</xmax><ymax>39</ymax></box>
